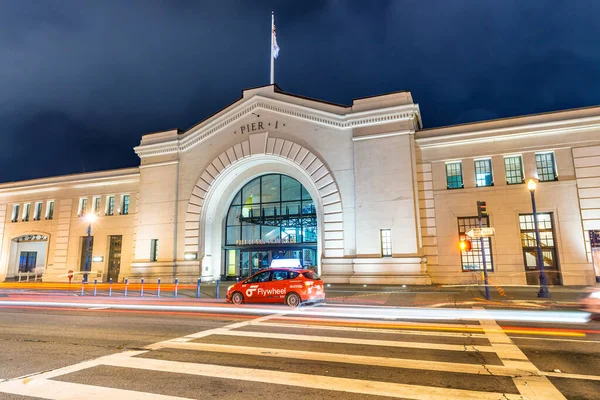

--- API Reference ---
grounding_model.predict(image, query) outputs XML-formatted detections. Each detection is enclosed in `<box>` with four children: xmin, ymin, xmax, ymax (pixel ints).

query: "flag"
<box><xmin>273</xmin><ymin>25</ymin><xmax>280</xmax><ymax>59</ymax></box>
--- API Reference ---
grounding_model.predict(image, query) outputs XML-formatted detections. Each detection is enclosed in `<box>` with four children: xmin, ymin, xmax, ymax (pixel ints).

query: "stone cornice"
<box><xmin>416</xmin><ymin>114</ymin><xmax>600</xmax><ymax>149</ymax></box>
<box><xmin>0</xmin><ymin>169</ymin><xmax>140</xmax><ymax>196</ymax></box>
<box><xmin>134</xmin><ymin>96</ymin><xmax>421</xmax><ymax>158</ymax></box>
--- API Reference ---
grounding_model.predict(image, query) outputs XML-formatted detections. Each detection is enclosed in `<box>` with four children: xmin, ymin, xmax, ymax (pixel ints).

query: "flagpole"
<box><xmin>270</xmin><ymin>11</ymin><xmax>275</xmax><ymax>85</ymax></box>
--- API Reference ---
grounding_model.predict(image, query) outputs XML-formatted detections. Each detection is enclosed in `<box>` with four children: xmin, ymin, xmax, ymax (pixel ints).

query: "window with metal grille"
<box><xmin>12</xmin><ymin>204</ymin><xmax>20</xmax><ymax>223</ymax></box>
<box><xmin>106</xmin><ymin>196</ymin><xmax>115</xmax><ymax>216</ymax></box>
<box><xmin>33</xmin><ymin>202</ymin><xmax>42</xmax><ymax>221</ymax></box>
<box><xmin>446</xmin><ymin>162</ymin><xmax>463</xmax><ymax>189</ymax></box>
<box><xmin>150</xmin><ymin>239</ymin><xmax>159</xmax><ymax>262</ymax></box>
<box><xmin>22</xmin><ymin>203</ymin><xmax>31</xmax><ymax>222</ymax></box>
<box><xmin>504</xmin><ymin>156</ymin><xmax>524</xmax><ymax>185</ymax></box>
<box><xmin>46</xmin><ymin>201</ymin><xmax>54</xmax><ymax>220</ymax></box>
<box><xmin>457</xmin><ymin>217</ymin><xmax>493</xmax><ymax>271</ymax></box>
<box><xmin>122</xmin><ymin>195</ymin><xmax>130</xmax><ymax>215</ymax></box>
<box><xmin>535</xmin><ymin>153</ymin><xmax>557</xmax><ymax>182</ymax></box>
<box><xmin>380</xmin><ymin>229</ymin><xmax>392</xmax><ymax>257</ymax></box>
<box><xmin>78</xmin><ymin>198</ymin><xmax>88</xmax><ymax>217</ymax></box>
<box><xmin>474</xmin><ymin>159</ymin><xmax>493</xmax><ymax>187</ymax></box>
<box><xmin>93</xmin><ymin>197</ymin><xmax>101</xmax><ymax>215</ymax></box>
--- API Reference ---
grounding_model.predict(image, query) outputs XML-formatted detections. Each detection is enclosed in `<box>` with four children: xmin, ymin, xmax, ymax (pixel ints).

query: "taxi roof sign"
<box><xmin>270</xmin><ymin>259</ymin><xmax>302</xmax><ymax>269</ymax></box>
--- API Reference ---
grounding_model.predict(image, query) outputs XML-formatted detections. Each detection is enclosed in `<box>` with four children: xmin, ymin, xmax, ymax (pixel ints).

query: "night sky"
<box><xmin>1</xmin><ymin>0</ymin><xmax>599</xmax><ymax>183</ymax></box>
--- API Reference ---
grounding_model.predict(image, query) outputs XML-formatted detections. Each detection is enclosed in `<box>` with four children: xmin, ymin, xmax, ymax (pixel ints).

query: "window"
<box><xmin>93</xmin><ymin>197</ymin><xmax>101</xmax><ymax>215</ymax></box>
<box><xmin>121</xmin><ymin>194</ymin><xmax>130</xmax><ymax>215</ymax></box>
<box><xmin>535</xmin><ymin>152</ymin><xmax>557</xmax><ymax>182</ymax></box>
<box><xmin>18</xmin><ymin>252</ymin><xmax>37</xmax><ymax>273</ymax></box>
<box><xmin>380</xmin><ymin>229</ymin><xmax>392</xmax><ymax>257</ymax></box>
<box><xmin>504</xmin><ymin>155</ymin><xmax>524</xmax><ymax>185</ymax></box>
<box><xmin>12</xmin><ymin>204</ymin><xmax>20</xmax><ymax>223</ymax></box>
<box><xmin>106</xmin><ymin>196</ymin><xmax>115</xmax><ymax>216</ymax></box>
<box><xmin>150</xmin><ymin>239</ymin><xmax>159</xmax><ymax>261</ymax></box>
<box><xmin>33</xmin><ymin>202</ymin><xmax>42</xmax><ymax>221</ymax></box>
<box><xmin>225</xmin><ymin>174</ymin><xmax>317</xmax><ymax>245</ymax></box>
<box><xmin>78</xmin><ymin>198</ymin><xmax>88</xmax><ymax>217</ymax></box>
<box><xmin>519</xmin><ymin>213</ymin><xmax>561</xmax><ymax>285</ymax></box>
<box><xmin>247</xmin><ymin>270</ymin><xmax>271</xmax><ymax>283</ymax></box>
<box><xmin>458</xmin><ymin>217</ymin><xmax>493</xmax><ymax>271</ymax></box>
<box><xmin>446</xmin><ymin>162</ymin><xmax>463</xmax><ymax>189</ymax></box>
<box><xmin>302</xmin><ymin>271</ymin><xmax>321</xmax><ymax>280</ymax></box>
<box><xmin>474</xmin><ymin>159</ymin><xmax>493</xmax><ymax>187</ymax></box>
<box><xmin>22</xmin><ymin>203</ymin><xmax>31</xmax><ymax>222</ymax></box>
<box><xmin>272</xmin><ymin>270</ymin><xmax>288</xmax><ymax>281</ymax></box>
<box><xmin>46</xmin><ymin>200</ymin><xmax>54</xmax><ymax>220</ymax></box>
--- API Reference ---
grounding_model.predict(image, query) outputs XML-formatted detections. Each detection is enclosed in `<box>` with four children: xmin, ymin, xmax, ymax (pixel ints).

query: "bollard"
<box><xmin>109</xmin><ymin>278</ymin><xmax>112</xmax><ymax>297</ymax></box>
<box><xmin>93</xmin><ymin>279</ymin><xmax>97</xmax><ymax>296</ymax></box>
<box><xmin>174</xmin><ymin>278</ymin><xmax>179</xmax><ymax>298</ymax></box>
<box><xmin>215</xmin><ymin>279</ymin><xmax>220</xmax><ymax>299</ymax></box>
<box><xmin>196</xmin><ymin>277</ymin><xmax>201</xmax><ymax>298</ymax></box>
<box><xmin>157</xmin><ymin>278</ymin><xmax>161</xmax><ymax>298</ymax></box>
<box><xmin>124</xmin><ymin>278</ymin><xmax>128</xmax><ymax>297</ymax></box>
<box><xmin>81</xmin><ymin>278</ymin><xmax>85</xmax><ymax>296</ymax></box>
<box><xmin>141</xmin><ymin>277</ymin><xmax>144</xmax><ymax>297</ymax></box>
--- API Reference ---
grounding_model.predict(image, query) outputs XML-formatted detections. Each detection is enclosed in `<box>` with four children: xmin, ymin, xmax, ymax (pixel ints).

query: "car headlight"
<box><xmin>227</xmin><ymin>285</ymin><xmax>234</xmax><ymax>291</ymax></box>
<box><xmin>589</xmin><ymin>291</ymin><xmax>600</xmax><ymax>299</ymax></box>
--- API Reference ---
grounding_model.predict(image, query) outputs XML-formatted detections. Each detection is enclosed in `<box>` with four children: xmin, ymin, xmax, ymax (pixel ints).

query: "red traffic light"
<box><xmin>459</xmin><ymin>239</ymin><xmax>472</xmax><ymax>252</ymax></box>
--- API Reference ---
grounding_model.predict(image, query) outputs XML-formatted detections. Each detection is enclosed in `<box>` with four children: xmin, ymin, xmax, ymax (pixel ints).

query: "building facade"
<box><xmin>1</xmin><ymin>85</ymin><xmax>599</xmax><ymax>286</ymax></box>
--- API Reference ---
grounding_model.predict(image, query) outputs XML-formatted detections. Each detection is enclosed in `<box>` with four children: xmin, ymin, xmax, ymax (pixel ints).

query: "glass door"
<box><xmin>107</xmin><ymin>235</ymin><xmax>122</xmax><ymax>282</ymax></box>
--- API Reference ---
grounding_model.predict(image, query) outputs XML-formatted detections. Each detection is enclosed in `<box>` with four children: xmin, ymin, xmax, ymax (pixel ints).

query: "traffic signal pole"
<box><xmin>477</xmin><ymin>201</ymin><xmax>491</xmax><ymax>301</ymax></box>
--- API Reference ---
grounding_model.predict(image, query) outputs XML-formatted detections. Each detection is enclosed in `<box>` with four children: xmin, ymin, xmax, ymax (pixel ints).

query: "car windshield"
<box><xmin>302</xmin><ymin>271</ymin><xmax>320</xmax><ymax>280</ymax></box>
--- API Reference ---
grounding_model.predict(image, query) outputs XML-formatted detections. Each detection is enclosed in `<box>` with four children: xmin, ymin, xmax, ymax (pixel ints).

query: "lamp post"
<box><xmin>83</xmin><ymin>213</ymin><xmax>96</xmax><ymax>283</ymax></box>
<box><xmin>527</xmin><ymin>179</ymin><xmax>551</xmax><ymax>298</ymax></box>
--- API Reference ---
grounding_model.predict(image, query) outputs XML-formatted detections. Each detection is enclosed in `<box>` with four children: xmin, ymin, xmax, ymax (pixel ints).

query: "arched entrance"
<box><xmin>7</xmin><ymin>234</ymin><xmax>49</xmax><ymax>281</ymax></box>
<box><xmin>223</xmin><ymin>173</ymin><xmax>318</xmax><ymax>279</ymax></box>
<box><xmin>185</xmin><ymin>135</ymin><xmax>345</xmax><ymax>281</ymax></box>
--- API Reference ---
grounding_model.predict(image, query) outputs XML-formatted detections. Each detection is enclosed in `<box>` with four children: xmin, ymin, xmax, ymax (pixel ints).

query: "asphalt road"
<box><xmin>0</xmin><ymin>303</ymin><xmax>598</xmax><ymax>399</ymax></box>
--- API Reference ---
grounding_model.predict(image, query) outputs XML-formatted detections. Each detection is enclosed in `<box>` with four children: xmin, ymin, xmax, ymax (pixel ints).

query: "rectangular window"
<box><xmin>18</xmin><ymin>252</ymin><xmax>37</xmax><ymax>273</ymax></box>
<box><xmin>93</xmin><ymin>197</ymin><xmax>101</xmax><ymax>215</ymax></box>
<box><xmin>150</xmin><ymin>239</ymin><xmax>159</xmax><ymax>262</ymax></box>
<box><xmin>519</xmin><ymin>213</ymin><xmax>561</xmax><ymax>285</ymax></box>
<box><xmin>535</xmin><ymin>152</ymin><xmax>557</xmax><ymax>182</ymax></box>
<box><xmin>446</xmin><ymin>161</ymin><xmax>463</xmax><ymax>189</ymax></box>
<box><xmin>474</xmin><ymin>159</ymin><xmax>493</xmax><ymax>187</ymax></box>
<box><xmin>458</xmin><ymin>217</ymin><xmax>493</xmax><ymax>271</ymax></box>
<box><xmin>504</xmin><ymin>155</ymin><xmax>524</xmax><ymax>185</ymax></box>
<box><xmin>121</xmin><ymin>194</ymin><xmax>130</xmax><ymax>215</ymax></box>
<box><xmin>12</xmin><ymin>204</ymin><xmax>20</xmax><ymax>223</ymax></box>
<box><xmin>33</xmin><ymin>202</ymin><xmax>43</xmax><ymax>221</ymax></box>
<box><xmin>22</xmin><ymin>203</ymin><xmax>31</xmax><ymax>222</ymax></box>
<box><xmin>46</xmin><ymin>200</ymin><xmax>54</xmax><ymax>220</ymax></box>
<box><xmin>78</xmin><ymin>198</ymin><xmax>88</xmax><ymax>217</ymax></box>
<box><xmin>380</xmin><ymin>229</ymin><xmax>392</xmax><ymax>257</ymax></box>
<box><xmin>106</xmin><ymin>196</ymin><xmax>115</xmax><ymax>216</ymax></box>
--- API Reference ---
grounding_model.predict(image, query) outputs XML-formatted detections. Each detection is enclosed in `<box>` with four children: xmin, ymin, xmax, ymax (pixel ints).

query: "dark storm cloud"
<box><xmin>1</xmin><ymin>0</ymin><xmax>599</xmax><ymax>182</ymax></box>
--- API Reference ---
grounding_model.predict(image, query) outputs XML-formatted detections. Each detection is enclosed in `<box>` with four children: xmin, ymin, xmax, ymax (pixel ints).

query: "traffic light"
<box><xmin>459</xmin><ymin>239</ymin><xmax>472</xmax><ymax>252</ymax></box>
<box><xmin>477</xmin><ymin>201</ymin><xmax>487</xmax><ymax>217</ymax></box>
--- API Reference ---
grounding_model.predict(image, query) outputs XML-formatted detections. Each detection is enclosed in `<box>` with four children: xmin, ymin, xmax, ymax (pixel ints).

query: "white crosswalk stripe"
<box><xmin>0</xmin><ymin>305</ymin><xmax>593</xmax><ymax>399</ymax></box>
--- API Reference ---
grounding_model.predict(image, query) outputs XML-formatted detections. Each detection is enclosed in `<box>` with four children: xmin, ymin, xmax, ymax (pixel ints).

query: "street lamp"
<box><xmin>527</xmin><ymin>179</ymin><xmax>551</xmax><ymax>298</ymax></box>
<box><xmin>83</xmin><ymin>213</ymin><xmax>96</xmax><ymax>283</ymax></box>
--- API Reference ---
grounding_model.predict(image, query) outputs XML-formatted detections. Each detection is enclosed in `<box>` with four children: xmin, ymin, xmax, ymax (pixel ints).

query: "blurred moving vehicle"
<box><xmin>226</xmin><ymin>267</ymin><xmax>325</xmax><ymax>307</ymax></box>
<box><xmin>582</xmin><ymin>286</ymin><xmax>600</xmax><ymax>320</ymax></box>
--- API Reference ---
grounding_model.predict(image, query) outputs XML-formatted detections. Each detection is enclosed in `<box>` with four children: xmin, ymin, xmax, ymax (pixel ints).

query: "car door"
<box><xmin>242</xmin><ymin>270</ymin><xmax>272</xmax><ymax>303</ymax></box>
<box><xmin>261</xmin><ymin>269</ymin><xmax>289</xmax><ymax>303</ymax></box>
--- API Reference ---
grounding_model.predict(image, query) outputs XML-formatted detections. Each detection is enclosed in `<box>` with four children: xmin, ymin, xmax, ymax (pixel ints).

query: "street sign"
<box><xmin>465</xmin><ymin>227</ymin><xmax>495</xmax><ymax>238</ymax></box>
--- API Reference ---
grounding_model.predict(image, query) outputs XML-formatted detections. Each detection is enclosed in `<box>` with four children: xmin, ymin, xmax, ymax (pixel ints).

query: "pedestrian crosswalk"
<box><xmin>0</xmin><ymin>305</ymin><xmax>593</xmax><ymax>399</ymax></box>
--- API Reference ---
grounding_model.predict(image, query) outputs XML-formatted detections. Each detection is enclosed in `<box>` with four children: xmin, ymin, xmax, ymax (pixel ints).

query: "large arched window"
<box><xmin>225</xmin><ymin>174</ymin><xmax>317</xmax><ymax>245</ymax></box>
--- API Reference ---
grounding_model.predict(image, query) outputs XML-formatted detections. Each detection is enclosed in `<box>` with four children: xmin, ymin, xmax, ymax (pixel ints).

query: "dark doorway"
<box><xmin>519</xmin><ymin>213</ymin><xmax>562</xmax><ymax>285</ymax></box>
<box><xmin>107</xmin><ymin>235</ymin><xmax>122</xmax><ymax>282</ymax></box>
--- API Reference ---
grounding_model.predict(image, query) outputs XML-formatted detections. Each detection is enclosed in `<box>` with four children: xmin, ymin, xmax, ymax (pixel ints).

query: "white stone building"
<box><xmin>0</xmin><ymin>85</ymin><xmax>598</xmax><ymax>286</ymax></box>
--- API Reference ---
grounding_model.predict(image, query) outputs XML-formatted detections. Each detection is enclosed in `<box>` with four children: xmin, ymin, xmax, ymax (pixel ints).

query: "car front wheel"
<box><xmin>231</xmin><ymin>292</ymin><xmax>244</xmax><ymax>305</ymax></box>
<box><xmin>285</xmin><ymin>292</ymin><xmax>301</xmax><ymax>307</ymax></box>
